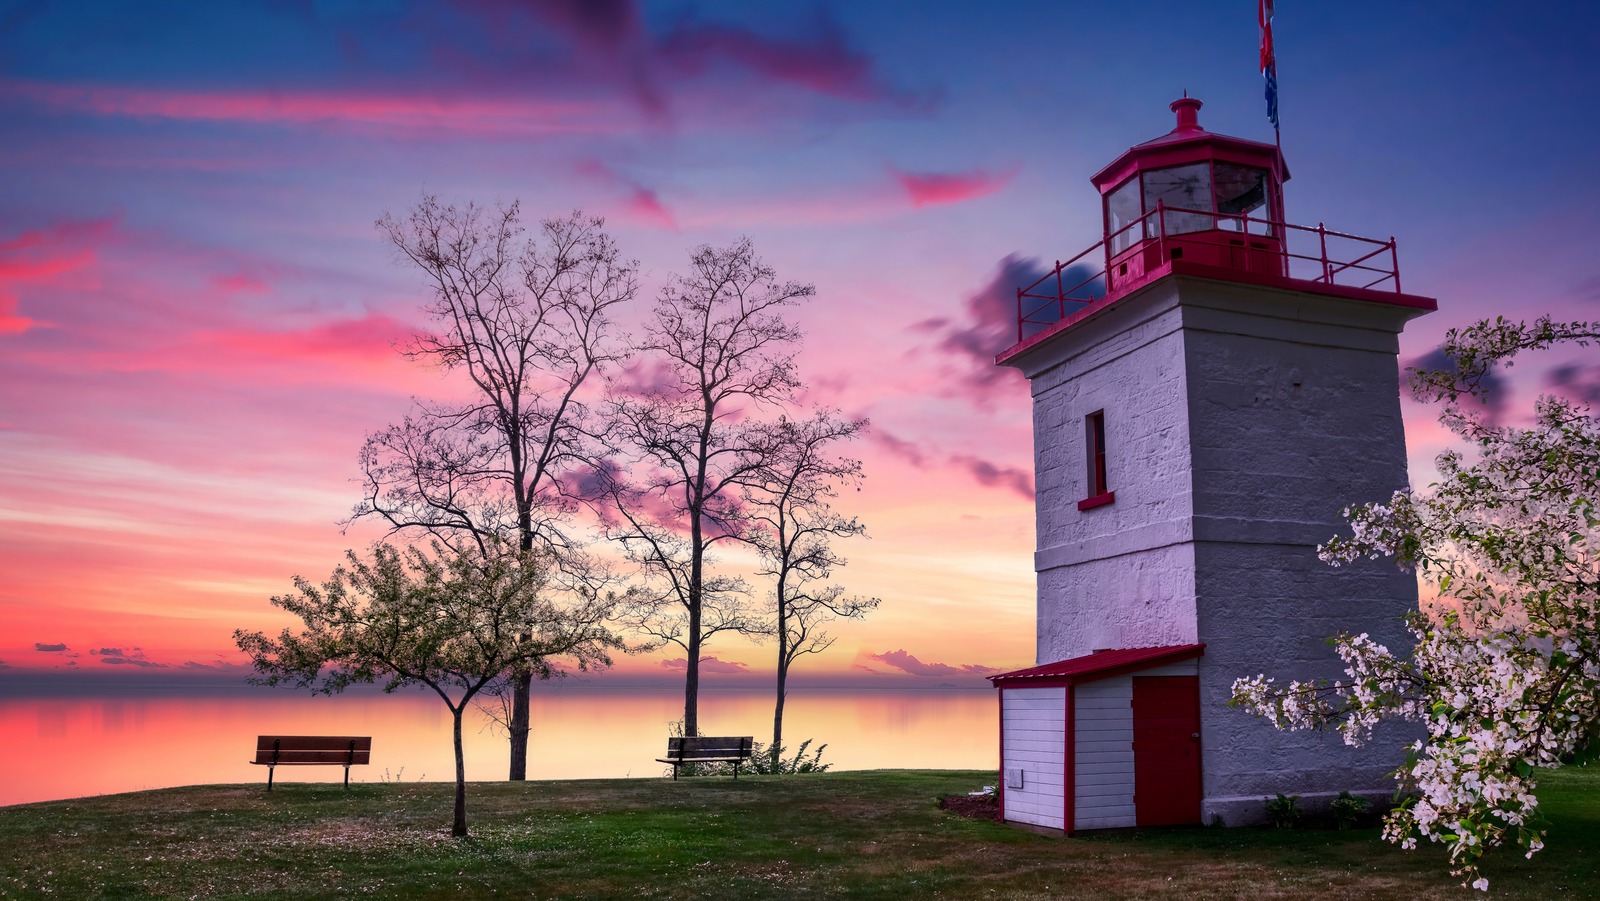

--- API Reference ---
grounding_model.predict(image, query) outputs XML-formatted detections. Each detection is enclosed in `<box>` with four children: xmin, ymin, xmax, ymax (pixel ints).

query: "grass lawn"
<box><xmin>3</xmin><ymin>767</ymin><xmax>1598</xmax><ymax>899</ymax></box>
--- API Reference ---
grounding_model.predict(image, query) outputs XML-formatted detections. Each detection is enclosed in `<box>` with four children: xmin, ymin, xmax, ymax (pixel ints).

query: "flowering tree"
<box><xmin>235</xmin><ymin>542</ymin><xmax>622</xmax><ymax>837</ymax></box>
<box><xmin>1231</xmin><ymin>316</ymin><xmax>1599</xmax><ymax>890</ymax></box>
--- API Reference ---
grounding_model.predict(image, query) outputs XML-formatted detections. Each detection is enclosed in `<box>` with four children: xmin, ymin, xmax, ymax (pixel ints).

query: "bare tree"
<box><xmin>600</xmin><ymin>238</ymin><xmax>813</xmax><ymax>736</ymax></box>
<box><xmin>352</xmin><ymin>196</ymin><xmax>637</xmax><ymax>780</ymax></box>
<box><xmin>235</xmin><ymin>542</ymin><xmax>621</xmax><ymax>837</ymax></box>
<box><xmin>743</xmin><ymin>410</ymin><xmax>878</xmax><ymax>768</ymax></box>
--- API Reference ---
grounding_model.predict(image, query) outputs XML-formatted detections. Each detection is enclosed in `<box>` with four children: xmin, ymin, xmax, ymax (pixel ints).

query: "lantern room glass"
<box><xmin>1214</xmin><ymin>163</ymin><xmax>1274</xmax><ymax>235</ymax></box>
<box><xmin>1106</xmin><ymin>179</ymin><xmax>1141</xmax><ymax>255</ymax></box>
<box><xmin>1141</xmin><ymin>163</ymin><xmax>1213</xmax><ymax>236</ymax></box>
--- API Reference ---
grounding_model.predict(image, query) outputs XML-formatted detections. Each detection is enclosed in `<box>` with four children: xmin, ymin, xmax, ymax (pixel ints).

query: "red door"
<box><xmin>1132</xmin><ymin>675</ymin><xmax>1202</xmax><ymax>826</ymax></box>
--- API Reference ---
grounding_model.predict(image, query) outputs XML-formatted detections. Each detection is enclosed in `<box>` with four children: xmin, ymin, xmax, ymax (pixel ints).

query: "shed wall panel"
<box><xmin>1001</xmin><ymin>687</ymin><xmax>1066</xmax><ymax>830</ymax></box>
<box><xmin>1073</xmin><ymin>677</ymin><xmax>1134</xmax><ymax>827</ymax></box>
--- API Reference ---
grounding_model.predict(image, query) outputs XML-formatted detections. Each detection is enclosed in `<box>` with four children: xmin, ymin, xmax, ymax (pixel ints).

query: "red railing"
<box><xmin>1016</xmin><ymin>204</ymin><xmax>1403</xmax><ymax>343</ymax></box>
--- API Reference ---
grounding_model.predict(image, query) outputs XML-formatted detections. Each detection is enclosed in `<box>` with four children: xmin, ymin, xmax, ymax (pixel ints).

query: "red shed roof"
<box><xmin>988</xmin><ymin>643</ymin><xmax>1204</xmax><ymax>687</ymax></box>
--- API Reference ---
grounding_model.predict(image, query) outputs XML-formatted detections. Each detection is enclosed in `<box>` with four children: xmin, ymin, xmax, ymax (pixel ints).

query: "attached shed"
<box><xmin>990</xmin><ymin>644</ymin><xmax>1205</xmax><ymax>833</ymax></box>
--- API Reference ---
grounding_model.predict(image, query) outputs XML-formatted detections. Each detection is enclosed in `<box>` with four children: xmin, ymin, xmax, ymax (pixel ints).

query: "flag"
<box><xmin>1259</xmin><ymin>0</ymin><xmax>1279</xmax><ymax>128</ymax></box>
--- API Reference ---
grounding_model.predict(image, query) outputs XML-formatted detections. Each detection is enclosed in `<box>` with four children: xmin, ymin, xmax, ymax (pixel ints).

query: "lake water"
<box><xmin>0</xmin><ymin>687</ymin><xmax>998</xmax><ymax>807</ymax></box>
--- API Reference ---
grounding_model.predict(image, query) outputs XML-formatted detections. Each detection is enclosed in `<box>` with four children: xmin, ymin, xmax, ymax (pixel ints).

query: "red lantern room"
<box><xmin>1092</xmin><ymin>96</ymin><xmax>1288</xmax><ymax>291</ymax></box>
<box><xmin>1005</xmin><ymin>96</ymin><xmax>1431</xmax><ymax>352</ymax></box>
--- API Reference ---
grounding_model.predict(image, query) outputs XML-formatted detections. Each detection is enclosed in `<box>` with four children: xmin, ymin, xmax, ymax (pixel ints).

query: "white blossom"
<box><xmin>1231</xmin><ymin>316</ymin><xmax>1600</xmax><ymax>890</ymax></box>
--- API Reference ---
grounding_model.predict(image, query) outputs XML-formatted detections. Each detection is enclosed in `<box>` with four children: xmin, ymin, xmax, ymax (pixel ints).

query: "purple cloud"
<box><xmin>1408</xmin><ymin>345</ymin><xmax>1508</xmax><ymax>423</ymax></box>
<box><xmin>866</xmin><ymin>649</ymin><xmax>998</xmax><ymax>677</ymax></box>
<box><xmin>91</xmin><ymin>646</ymin><xmax>167</xmax><ymax>668</ymax></box>
<box><xmin>660</xmin><ymin>656</ymin><xmax>750</xmax><ymax>674</ymax></box>
<box><xmin>33</xmin><ymin>642</ymin><xmax>68</xmax><ymax>652</ymax></box>
<box><xmin>1546</xmin><ymin>363</ymin><xmax>1600</xmax><ymax>407</ymax></box>
<box><xmin>952</xmin><ymin>454</ymin><xmax>1034</xmax><ymax>500</ymax></box>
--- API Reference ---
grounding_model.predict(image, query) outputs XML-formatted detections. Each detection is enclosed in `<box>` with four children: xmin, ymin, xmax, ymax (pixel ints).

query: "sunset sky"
<box><xmin>3</xmin><ymin>1</ymin><xmax>1598</xmax><ymax>689</ymax></box>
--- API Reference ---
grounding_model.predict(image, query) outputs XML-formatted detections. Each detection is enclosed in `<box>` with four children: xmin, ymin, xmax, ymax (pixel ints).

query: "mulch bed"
<box><xmin>938</xmin><ymin>794</ymin><xmax>1001</xmax><ymax>822</ymax></box>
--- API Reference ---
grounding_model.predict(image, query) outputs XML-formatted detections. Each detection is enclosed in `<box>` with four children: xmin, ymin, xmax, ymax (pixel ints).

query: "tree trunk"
<box><xmin>685</xmin><ymin>601</ymin><xmax>701</xmax><ymax>737</ymax></box>
<box><xmin>508</xmin><ymin>667</ymin><xmax>532</xmax><ymax>780</ymax></box>
<box><xmin>509</xmin><ymin>518</ymin><xmax>536</xmax><ymax>781</ymax></box>
<box><xmin>452</xmin><ymin>707</ymin><xmax>468</xmax><ymax>838</ymax></box>
<box><xmin>772</xmin><ymin>661</ymin><xmax>787</xmax><ymax>772</ymax></box>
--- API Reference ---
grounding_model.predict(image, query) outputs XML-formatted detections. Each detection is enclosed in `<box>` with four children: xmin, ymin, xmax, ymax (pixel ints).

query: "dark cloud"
<box><xmin>350</xmin><ymin>1</ymin><xmax>923</xmax><ymax>123</ymax></box>
<box><xmin>101</xmin><ymin>656</ymin><xmax>166</xmax><ymax>668</ymax></box>
<box><xmin>92</xmin><ymin>646</ymin><xmax>167</xmax><ymax>668</ymax></box>
<box><xmin>1409</xmin><ymin>346</ymin><xmax>1507</xmax><ymax>423</ymax></box>
<box><xmin>33</xmin><ymin>642</ymin><xmax>68</xmax><ymax>652</ymax></box>
<box><xmin>1546</xmin><ymin>363</ymin><xmax>1600</xmax><ymax>407</ymax></box>
<box><xmin>0</xmin><ymin>658</ymin><xmax>10</xmax><ymax>668</ymax></box>
<box><xmin>873</xmin><ymin>428</ymin><xmax>1032</xmax><ymax>498</ymax></box>
<box><xmin>660</xmin><ymin>656</ymin><xmax>750</xmax><ymax>674</ymax></box>
<box><xmin>912</xmin><ymin>254</ymin><xmax>1099</xmax><ymax>407</ymax></box>
<box><xmin>866</xmin><ymin>649</ymin><xmax>998</xmax><ymax>677</ymax></box>
<box><xmin>951</xmin><ymin>454</ymin><xmax>1034</xmax><ymax>500</ymax></box>
<box><xmin>657</xmin><ymin>9</ymin><xmax>916</xmax><ymax>108</ymax></box>
<box><xmin>872</xmin><ymin>430</ymin><xmax>929</xmax><ymax>468</ymax></box>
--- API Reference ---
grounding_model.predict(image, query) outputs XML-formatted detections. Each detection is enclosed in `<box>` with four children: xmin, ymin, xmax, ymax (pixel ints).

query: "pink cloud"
<box><xmin>871</xmin><ymin>429</ymin><xmax>1032</xmax><ymax>498</ymax></box>
<box><xmin>577</xmin><ymin>159</ymin><xmax>679</xmax><ymax>230</ymax></box>
<box><xmin>863</xmin><ymin>649</ymin><xmax>999</xmax><ymax>677</ymax></box>
<box><xmin>0</xmin><ymin>217</ymin><xmax>118</xmax><ymax>335</ymax></box>
<box><xmin>659</xmin><ymin>656</ymin><xmax>751</xmax><ymax>674</ymax></box>
<box><xmin>952</xmin><ymin>454</ymin><xmax>1035</xmax><ymax>500</ymax></box>
<box><xmin>196</xmin><ymin>313</ymin><xmax>419</xmax><ymax>365</ymax></box>
<box><xmin>660</xmin><ymin>18</ymin><xmax>888</xmax><ymax>103</ymax></box>
<box><xmin>211</xmin><ymin>272</ymin><xmax>270</xmax><ymax>294</ymax></box>
<box><xmin>7</xmin><ymin>81</ymin><xmax>630</xmax><ymax>137</ymax></box>
<box><xmin>626</xmin><ymin>187</ymin><xmax>679</xmax><ymax>230</ymax></box>
<box><xmin>890</xmin><ymin>166</ymin><xmax>1016</xmax><ymax>208</ymax></box>
<box><xmin>872</xmin><ymin>430</ymin><xmax>930</xmax><ymax>468</ymax></box>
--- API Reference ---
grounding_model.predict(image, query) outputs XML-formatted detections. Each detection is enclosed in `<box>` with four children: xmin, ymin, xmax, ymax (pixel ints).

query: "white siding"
<box><xmin>1001</xmin><ymin>687</ymin><xmax>1065</xmax><ymax>829</ymax></box>
<box><xmin>1073</xmin><ymin>677</ymin><xmax>1134</xmax><ymax>829</ymax></box>
<box><xmin>1072</xmin><ymin>662</ymin><xmax>1197</xmax><ymax>830</ymax></box>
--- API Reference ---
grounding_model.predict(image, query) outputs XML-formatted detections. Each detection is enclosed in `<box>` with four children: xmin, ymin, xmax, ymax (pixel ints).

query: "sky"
<box><xmin>2</xmin><ymin>0</ymin><xmax>1599</xmax><ymax>690</ymax></box>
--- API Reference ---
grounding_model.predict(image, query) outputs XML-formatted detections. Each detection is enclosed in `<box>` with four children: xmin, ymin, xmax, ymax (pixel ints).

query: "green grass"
<box><xmin>2</xmin><ymin>767</ymin><xmax>1599</xmax><ymax>899</ymax></box>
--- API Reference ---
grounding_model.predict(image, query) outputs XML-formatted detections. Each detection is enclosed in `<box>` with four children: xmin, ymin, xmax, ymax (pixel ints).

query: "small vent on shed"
<box><xmin>1005</xmin><ymin>768</ymin><xmax>1025</xmax><ymax>789</ymax></box>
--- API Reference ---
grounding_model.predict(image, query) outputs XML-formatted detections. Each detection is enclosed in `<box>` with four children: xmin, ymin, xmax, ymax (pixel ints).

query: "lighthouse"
<box><xmin>989</xmin><ymin>98</ymin><xmax>1436</xmax><ymax>831</ymax></box>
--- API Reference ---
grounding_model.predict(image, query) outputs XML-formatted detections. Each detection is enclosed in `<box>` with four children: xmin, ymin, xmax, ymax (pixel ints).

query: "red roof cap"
<box><xmin>989</xmin><ymin>643</ymin><xmax>1205</xmax><ymax>687</ymax></box>
<box><xmin>1090</xmin><ymin>97</ymin><xmax>1288</xmax><ymax>192</ymax></box>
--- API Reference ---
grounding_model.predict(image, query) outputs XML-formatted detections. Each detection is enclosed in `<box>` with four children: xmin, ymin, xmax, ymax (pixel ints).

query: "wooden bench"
<box><xmin>249</xmin><ymin>735</ymin><xmax>372</xmax><ymax>790</ymax></box>
<box><xmin>656</xmin><ymin>736</ymin><xmax>754</xmax><ymax>780</ymax></box>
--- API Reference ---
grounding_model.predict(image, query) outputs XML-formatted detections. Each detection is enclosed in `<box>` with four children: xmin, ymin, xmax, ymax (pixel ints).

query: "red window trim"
<box><xmin>1084</xmin><ymin>409</ymin><xmax>1109</xmax><ymax>507</ymax></box>
<box><xmin>1078</xmin><ymin>491</ymin><xmax>1115</xmax><ymax>511</ymax></box>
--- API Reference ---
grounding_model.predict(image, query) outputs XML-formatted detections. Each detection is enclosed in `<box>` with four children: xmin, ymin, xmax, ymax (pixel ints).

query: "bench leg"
<box><xmin>672</xmin><ymin>763</ymin><xmax>679</xmax><ymax>782</ymax></box>
<box><xmin>267</xmin><ymin>765</ymin><xmax>275</xmax><ymax>792</ymax></box>
<box><xmin>344</xmin><ymin>765</ymin><xmax>351</xmax><ymax>789</ymax></box>
<box><xmin>733</xmin><ymin>761</ymin><xmax>739</xmax><ymax>779</ymax></box>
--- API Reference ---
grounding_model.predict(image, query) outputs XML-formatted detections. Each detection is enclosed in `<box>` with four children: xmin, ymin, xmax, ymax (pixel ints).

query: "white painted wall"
<box><xmin>1179</xmin><ymin>280</ymin><xmax>1424</xmax><ymax>821</ymax></box>
<box><xmin>1019</xmin><ymin>284</ymin><xmax>1199</xmax><ymax>666</ymax></box>
<box><xmin>1000</xmin><ymin>687</ymin><xmax>1065</xmax><ymax>830</ymax></box>
<box><xmin>1006</xmin><ymin>275</ymin><xmax>1428</xmax><ymax>827</ymax></box>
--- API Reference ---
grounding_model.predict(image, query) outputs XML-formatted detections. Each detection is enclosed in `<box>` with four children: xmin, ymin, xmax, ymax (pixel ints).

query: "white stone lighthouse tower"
<box><xmin>989</xmin><ymin>98</ymin><xmax>1435</xmax><ymax>831</ymax></box>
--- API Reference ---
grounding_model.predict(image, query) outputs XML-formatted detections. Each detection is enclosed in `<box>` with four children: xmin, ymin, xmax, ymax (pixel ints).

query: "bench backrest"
<box><xmin>253</xmin><ymin>735</ymin><xmax>373</xmax><ymax>766</ymax></box>
<box><xmin>665</xmin><ymin>736</ymin><xmax>754</xmax><ymax>760</ymax></box>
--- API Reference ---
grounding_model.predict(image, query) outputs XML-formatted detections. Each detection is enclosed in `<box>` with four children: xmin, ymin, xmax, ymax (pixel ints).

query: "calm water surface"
<box><xmin>0</xmin><ymin>687</ymin><xmax>998</xmax><ymax>806</ymax></box>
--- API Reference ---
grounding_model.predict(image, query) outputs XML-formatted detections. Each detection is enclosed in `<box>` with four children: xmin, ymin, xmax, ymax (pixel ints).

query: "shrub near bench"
<box><xmin>656</xmin><ymin>736</ymin><xmax>754</xmax><ymax>780</ymax></box>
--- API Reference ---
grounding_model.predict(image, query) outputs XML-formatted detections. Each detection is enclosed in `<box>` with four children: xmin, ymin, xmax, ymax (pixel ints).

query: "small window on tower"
<box><xmin>1079</xmin><ymin>410</ymin><xmax>1114</xmax><ymax>511</ymax></box>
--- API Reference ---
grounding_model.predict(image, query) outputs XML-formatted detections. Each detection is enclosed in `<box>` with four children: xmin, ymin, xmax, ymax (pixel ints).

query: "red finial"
<box><xmin>1170</xmin><ymin>96</ymin><xmax>1203</xmax><ymax>133</ymax></box>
